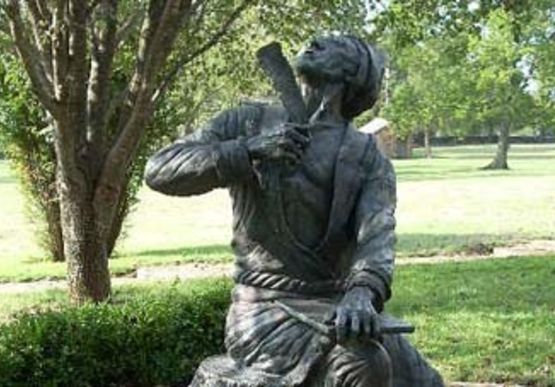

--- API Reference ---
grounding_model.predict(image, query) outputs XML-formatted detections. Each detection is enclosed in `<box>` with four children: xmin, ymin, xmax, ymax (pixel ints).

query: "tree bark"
<box><xmin>43</xmin><ymin>198</ymin><xmax>65</xmax><ymax>262</ymax></box>
<box><xmin>60</xmin><ymin>185</ymin><xmax>111</xmax><ymax>303</ymax></box>
<box><xmin>57</xmin><ymin>153</ymin><xmax>111</xmax><ymax>302</ymax></box>
<box><xmin>482</xmin><ymin>123</ymin><xmax>510</xmax><ymax>169</ymax></box>
<box><xmin>106</xmin><ymin>178</ymin><xmax>132</xmax><ymax>257</ymax></box>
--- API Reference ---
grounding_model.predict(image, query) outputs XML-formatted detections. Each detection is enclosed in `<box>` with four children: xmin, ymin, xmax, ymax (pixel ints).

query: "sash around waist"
<box><xmin>233</xmin><ymin>268</ymin><xmax>344</xmax><ymax>295</ymax></box>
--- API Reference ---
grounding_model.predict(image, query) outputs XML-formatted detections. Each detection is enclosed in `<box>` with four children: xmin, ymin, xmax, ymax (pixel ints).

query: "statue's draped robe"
<box><xmin>146</xmin><ymin>104</ymin><xmax>443</xmax><ymax>386</ymax></box>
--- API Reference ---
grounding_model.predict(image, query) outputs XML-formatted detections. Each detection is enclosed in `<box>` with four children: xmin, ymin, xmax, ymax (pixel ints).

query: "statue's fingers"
<box><xmin>284</xmin><ymin>127</ymin><xmax>310</xmax><ymax>147</ymax></box>
<box><xmin>335</xmin><ymin>307</ymin><xmax>348</xmax><ymax>343</ymax></box>
<box><xmin>281</xmin><ymin>139</ymin><xmax>304</xmax><ymax>159</ymax></box>
<box><xmin>281</xmin><ymin>150</ymin><xmax>301</xmax><ymax>164</ymax></box>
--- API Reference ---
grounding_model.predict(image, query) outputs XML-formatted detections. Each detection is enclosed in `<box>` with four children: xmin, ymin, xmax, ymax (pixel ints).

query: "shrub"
<box><xmin>0</xmin><ymin>279</ymin><xmax>233</xmax><ymax>387</ymax></box>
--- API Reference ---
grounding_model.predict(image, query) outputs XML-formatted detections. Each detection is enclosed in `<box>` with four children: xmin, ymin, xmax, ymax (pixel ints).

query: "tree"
<box><xmin>0</xmin><ymin>0</ymin><xmax>255</xmax><ymax>303</ymax></box>
<box><xmin>467</xmin><ymin>9</ymin><xmax>534</xmax><ymax>169</ymax></box>
<box><xmin>375</xmin><ymin>0</ymin><xmax>551</xmax><ymax>167</ymax></box>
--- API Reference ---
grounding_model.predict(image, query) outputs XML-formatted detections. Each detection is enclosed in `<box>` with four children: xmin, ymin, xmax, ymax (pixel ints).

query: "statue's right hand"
<box><xmin>246</xmin><ymin>124</ymin><xmax>310</xmax><ymax>164</ymax></box>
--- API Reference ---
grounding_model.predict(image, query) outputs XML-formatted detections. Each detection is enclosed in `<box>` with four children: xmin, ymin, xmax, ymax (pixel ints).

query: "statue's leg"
<box><xmin>307</xmin><ymin>340</ymin><xmax>392</xmax><ymax>387</ymax></box>
<box><xmin>381</xmin><ymin>334</ymin><xmax>444</xmax><ymax>387</ymax></box>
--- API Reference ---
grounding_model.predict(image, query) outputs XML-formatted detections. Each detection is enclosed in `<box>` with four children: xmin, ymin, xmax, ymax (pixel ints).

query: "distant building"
<box><xmin>359</xmin><ymin>117</ymin><xmax>396</xmax><ymax>158</ymax></box>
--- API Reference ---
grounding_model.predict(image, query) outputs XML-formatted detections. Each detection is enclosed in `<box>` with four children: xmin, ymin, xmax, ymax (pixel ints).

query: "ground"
<box><xmin>0</xmin><ymin>144</ymin><xmax>554</xmax><ymax>386</ymax></box>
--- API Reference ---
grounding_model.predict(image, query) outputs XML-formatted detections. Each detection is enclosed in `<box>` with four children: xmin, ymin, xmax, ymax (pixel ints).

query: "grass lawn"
<box><xmin>0</xmin><ymin>144</ymin><xmax>554</xmax><ymax>282</ymax></box>
<box><xmin>388</xmin><ymin>255</ymin><xmax>555</xmax><ymax>385</ymax></box>
<box><xmin>0</xmin><ymin>256</ymin><xmax>553</xmax><ymax>385</ymax></box>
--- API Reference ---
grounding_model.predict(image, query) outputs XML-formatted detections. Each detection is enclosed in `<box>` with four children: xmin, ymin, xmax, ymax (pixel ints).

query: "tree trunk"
<box><xmin>58</xmin><ymin>172</ymin><xmax>111</xmax><ymax>303</ymax></box>
<box><xmin>43</xmin><ymin>198</ymin><xmax>65</xmax><ymax>262</ymax></box>
<box><xmin>106</xmin><ymin>182</ymin><xmax>131</xmax><ymax>257</ymax></box>
<box><xmin>482</xmin><ymin>123</ymin><xmax>510</xmax><ymax>170</ymax></box>
<box><xmin>424</xmin><ymin>128</ymin><xmax>432</xmax><ymax>159</ymax></box>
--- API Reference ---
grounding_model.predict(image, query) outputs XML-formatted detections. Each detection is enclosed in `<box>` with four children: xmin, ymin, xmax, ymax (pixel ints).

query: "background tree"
<box><xmin>381</xmin><ymin>36</ymin><xmax>469</xmax><ymax>158</ymax></box>
<box><xmin>468</xmin><ymin>9</ymin><xmax>534</xmax><ymax>169</ymax></box>
<box><xmin>376</xmin><ymin>0</ymin><xmax>552</xmax><ymax>167</ymax></box>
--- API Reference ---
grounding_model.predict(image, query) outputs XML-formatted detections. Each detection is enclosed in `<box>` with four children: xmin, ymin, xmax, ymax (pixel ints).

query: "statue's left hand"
<box><xmin>334</xmin><ymin>286</ymin><xmax>380</xmax><ymax>343</ymax></box>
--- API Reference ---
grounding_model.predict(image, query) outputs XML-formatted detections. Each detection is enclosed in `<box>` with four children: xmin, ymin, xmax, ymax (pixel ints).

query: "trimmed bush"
<box><xmin>0</xmin><ymin>279</ymin><xmax>233</xmax><ymax>387</ymax></box>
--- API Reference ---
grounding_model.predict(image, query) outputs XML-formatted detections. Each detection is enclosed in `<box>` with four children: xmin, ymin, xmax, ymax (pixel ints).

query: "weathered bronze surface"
<box><xmin>146</xmin><ymin>35</ymin><xmax>444</xmax><ymax>387</ymax></box>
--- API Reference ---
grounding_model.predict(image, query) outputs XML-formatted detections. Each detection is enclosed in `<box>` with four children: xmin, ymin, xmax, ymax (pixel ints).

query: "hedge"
<box><xmin>0</xmin><ymin>279</ymin><xmax>233</xmax><ymax>387</ymax></box>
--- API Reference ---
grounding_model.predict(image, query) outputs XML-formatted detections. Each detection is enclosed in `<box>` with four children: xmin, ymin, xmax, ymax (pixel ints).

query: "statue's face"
<box><xmin>294</xmin><ymin>37</ymin><xmax>357</xmax><ymax>85</ymax></box>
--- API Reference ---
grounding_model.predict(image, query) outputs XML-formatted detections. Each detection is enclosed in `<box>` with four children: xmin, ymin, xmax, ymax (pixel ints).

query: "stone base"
<box><xmin>189</xmin><ymin>355</ymin><xmax>288</xmax><ymax>387</ymax></box>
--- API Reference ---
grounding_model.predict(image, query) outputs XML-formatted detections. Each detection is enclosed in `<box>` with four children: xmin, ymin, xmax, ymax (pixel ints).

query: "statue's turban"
<box><xmin>338</xmin><ymin>36</ymin><xmax>385</xmax><ymax>119</ymax></box>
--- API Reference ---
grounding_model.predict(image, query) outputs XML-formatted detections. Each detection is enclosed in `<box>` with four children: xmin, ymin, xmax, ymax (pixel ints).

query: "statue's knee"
<box><xmin>324</xmin><ymin>340</ymin><xmax>392</xmax><ymax>387</ymax></box>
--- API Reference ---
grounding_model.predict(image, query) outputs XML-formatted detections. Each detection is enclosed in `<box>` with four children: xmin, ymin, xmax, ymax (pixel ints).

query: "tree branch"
<box><xmin>152</xmin><ymin>0</ymin><xmax>253</xmax><ymax>103</ymax></box>
<box><xmin>51</xmin><ymin>0</ymin><xmax>69</xmax><ymax>103</ymax></box>
<box><xmin>87</xmin><ymin>0</ymin><xmax>103</xmax><ymax>16</ymax></box>
<box><xmin>114</xmin><ymin>0</ymin><xmax>191</xmax><ymax>131</ymax></box>
<box><xmin>3</xmin><ymin>0</ymin><xmax>58</xmax><ymax>115</ymax></box>
<box><xmin>115</xmin><ymin>7</ymin><xmax>144</xmax><ymax>46</ymax></box>
<box><xmin>94</xmin><ymin>0</ymin><xmax>255</xmax><ymax>237</ymax></box>
<box><xmin>34</xmin><ymin>0</ymin><xmax>52</xmax><ymax>21</ymax></box>
<box><xmin>66</xmin><ymin>0</ymin><xmax>89</xmax><ymax>138</ymax></box>
<box><xmin>94</xmin><ymin>0</ymin><xmax>194</xmax><ymax>231</ymax></box>
<box><xmin>25</xmin><ymin>0</ymin><xmax>53</xmax><ymax>81</ymax></box>
<box><xmin>87</xmin><ymin>0</ymin><xmax>118</xmax><ymax>163</ymax></box>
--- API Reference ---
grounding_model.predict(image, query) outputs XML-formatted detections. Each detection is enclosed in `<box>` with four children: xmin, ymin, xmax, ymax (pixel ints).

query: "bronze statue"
<box><xmin>145</xmin><ymin>35</ymin><xmax>443</xmax><ymax>387</ymax></box>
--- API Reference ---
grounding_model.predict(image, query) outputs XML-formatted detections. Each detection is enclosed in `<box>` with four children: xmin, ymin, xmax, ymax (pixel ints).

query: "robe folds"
<box><xmin>145</xmin><ymin>103</ymin><xmax>444</xmax><ymax>386</ymax></box>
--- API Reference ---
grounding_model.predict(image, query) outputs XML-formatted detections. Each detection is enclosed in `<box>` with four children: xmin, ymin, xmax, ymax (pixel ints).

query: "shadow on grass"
<box><xmin>424</xmin><ymin>153</ymin><xmax>555</xmax><ymax>160</ymax></box>
<box><xmin>120</xmin><ymin>244</ymin><xmax>232</xmax><ymax>259</ymax></box>
<box><xmin>414</xmin><ymin>144</ymin><xmax>554</xmax><ymax>155</ymax></box>
<box><xmin>396</xmin><ymin>233</ymin><xmax>518</xmax><ymax>257</ymax></box>
<box><xmin>396</xmin><ymin>168</ymin><xmax>555</xmax><ymax>182</ymax></box>
<box><xmin>120</xmin><ymin>233</ymin><xmax>527</xmax><ymax>262</ymax></box>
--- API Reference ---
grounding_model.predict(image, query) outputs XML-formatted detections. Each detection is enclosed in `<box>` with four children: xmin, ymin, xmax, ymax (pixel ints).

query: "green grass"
<box><xmin>0</xmin><ymin>144</ymin><xmax>554</xmax><ymax>282</ymax></box>
<box><xmin>0</xmin><ymin>256</ymin><xmax>553</xmax><ymax>385</ymax></box>
<box><xmin>387</xmin><ymin>256</ymin><xmax>555</xmax><ymax>385</ymax></box>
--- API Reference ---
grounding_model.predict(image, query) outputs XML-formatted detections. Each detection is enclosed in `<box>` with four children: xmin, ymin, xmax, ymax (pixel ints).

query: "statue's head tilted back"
<box><xmin>294</xmin><ymin>35</ymin><xmax>385</xmax><ymax>119</ymax></box>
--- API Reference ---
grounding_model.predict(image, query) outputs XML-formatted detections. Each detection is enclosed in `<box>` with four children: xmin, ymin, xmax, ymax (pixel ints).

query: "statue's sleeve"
<box><xmin>347</xmin><ymin>145</ymin><xmax>397</xmax><ymax>311</ymax></box>
<box><xmin>145</xmin><ymin>107</ymin><xmax>256</xmax><ymax>196</ymax></box>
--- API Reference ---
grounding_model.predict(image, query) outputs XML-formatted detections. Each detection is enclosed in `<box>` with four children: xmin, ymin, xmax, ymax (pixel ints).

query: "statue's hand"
<box><xmin>335</xmin><ymin>286</ymin><xmax>380</xmax><ymax>343</ymax></box>
<box><xmin>246</xmin><ymin>123</ymin><xmax>309</xmax><ymax>164</ymax></box>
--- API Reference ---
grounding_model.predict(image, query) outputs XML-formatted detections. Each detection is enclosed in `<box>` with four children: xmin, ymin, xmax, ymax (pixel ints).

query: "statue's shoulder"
<box><xmin>350</xmin><ymin>128</ymin><xmax>395</xmax><ymax>186</ymax></box>
<box><xmin>345</xmin><ymin>126</ymin><xmax>393</xmax><ymax>176</ymax></box>
<box><xmin>345</xmin><ymin>125</ymin><xmax>378</xmax><ymax>158</ymax></box>
<box><xmin>348</xmin><ymin>126</ymin><xmax>374</xmax><ymax>143</ymax></box>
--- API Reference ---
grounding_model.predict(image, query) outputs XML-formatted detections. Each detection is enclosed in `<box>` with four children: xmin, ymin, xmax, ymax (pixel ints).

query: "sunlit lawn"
<box><xmin>388</xmin><ymin>255</ymin><xmax>555</xmax><ymax>385</ymax></box>
<box><xmin>0</xmin><ymin>144</ymin><xmax>554</xmax><ymax>282</ymax></box>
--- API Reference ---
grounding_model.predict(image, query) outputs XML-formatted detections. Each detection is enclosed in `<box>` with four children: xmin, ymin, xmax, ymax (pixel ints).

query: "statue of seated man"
<box><xmin>145</xmin><ymin>35</ymin><xmax>444</xmax><ymax>387</ymax></box>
